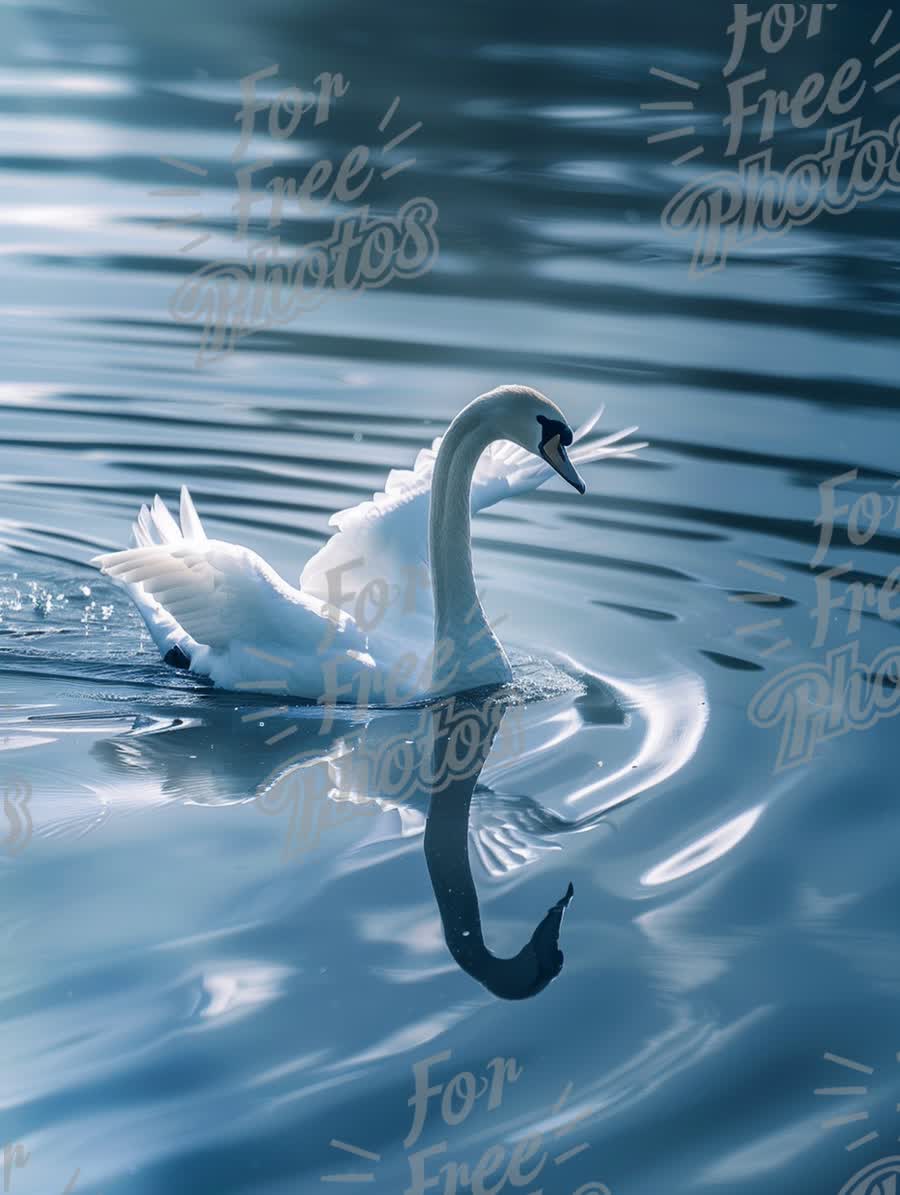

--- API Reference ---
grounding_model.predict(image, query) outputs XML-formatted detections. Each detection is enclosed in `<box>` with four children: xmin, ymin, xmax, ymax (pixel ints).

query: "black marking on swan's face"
<box><xmin>537</xmin><ymin>415</ymin><xmax>573</xmax><ymax>450</ymax></box>
<box><xmin>536</xmin><ymin>415</ymin><xmax>585</xmax><ymax>495</ymax></box>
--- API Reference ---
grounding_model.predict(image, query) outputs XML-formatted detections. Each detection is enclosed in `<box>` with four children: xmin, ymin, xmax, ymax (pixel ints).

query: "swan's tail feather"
<box><xmin>94</xmin><ymin>489</ymin><xmax>209</xmax><ymax>660</ymax></box>
<box><xmin>179</xmin><ymin>485</ymin><xmax>208</xmax><ymax>542</ymax></box>
<box><xmin>131</xmin><ymin>487</ymin><xmax>207</xmax><ymax>548</ymax></box>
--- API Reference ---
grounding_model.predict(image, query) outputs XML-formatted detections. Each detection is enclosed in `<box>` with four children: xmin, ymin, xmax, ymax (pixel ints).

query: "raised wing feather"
<box><xmin>94</xmin><ymin>541</ymin><xmax>295</xmax><ymax>649</ymax></box>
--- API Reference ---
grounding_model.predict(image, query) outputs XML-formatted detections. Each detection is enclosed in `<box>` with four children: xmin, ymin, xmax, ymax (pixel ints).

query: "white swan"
<box><xmin>91</xmin><ymin>385</ymin><xmax>644</xmax><ymax>705</ymax></box>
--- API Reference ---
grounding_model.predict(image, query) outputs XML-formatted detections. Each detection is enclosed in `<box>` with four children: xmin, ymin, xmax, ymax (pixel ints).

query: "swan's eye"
<box><xmin>536</xmin><ymin>415</ymin><xmax>572</xmax><ymax>448</ymax></box>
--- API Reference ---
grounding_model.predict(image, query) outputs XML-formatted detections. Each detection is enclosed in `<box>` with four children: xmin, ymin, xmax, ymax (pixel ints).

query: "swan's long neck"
<box><xmin>428</xmin><ymin>404</ymin><xmax>512</xmax><ymax>693</ymax></box>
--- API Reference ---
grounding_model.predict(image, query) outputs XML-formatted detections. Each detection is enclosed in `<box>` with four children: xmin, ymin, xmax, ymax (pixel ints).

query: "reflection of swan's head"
<box><xmin>501</xmin><ymin>880</ymin><xmax>575</xmax><ymax>1000</ymax></box>
<box><xmin>480</xmin><ymin>384</ymin><xmax>587</xmax><ymax>495</ymax></box>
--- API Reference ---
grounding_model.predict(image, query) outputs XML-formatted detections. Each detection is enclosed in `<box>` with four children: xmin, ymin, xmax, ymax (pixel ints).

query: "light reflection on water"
<box><xmin>1</xmin><ymin>0</ymin><xmax>899</xmax><ymax>1192</ymax></box>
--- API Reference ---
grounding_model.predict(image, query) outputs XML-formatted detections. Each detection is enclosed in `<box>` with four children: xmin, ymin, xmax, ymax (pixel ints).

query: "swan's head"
<box><xmin>482</xmin><ymin>384</ymin><xmax>586</xmax><ymax>495</ymax></box>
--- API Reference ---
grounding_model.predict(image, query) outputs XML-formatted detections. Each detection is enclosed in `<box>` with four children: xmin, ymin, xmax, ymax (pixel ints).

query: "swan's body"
<box><xmin>92</xmin><ymin>385</ymin><xmax>644</xmax><ymax>705</ymax></box>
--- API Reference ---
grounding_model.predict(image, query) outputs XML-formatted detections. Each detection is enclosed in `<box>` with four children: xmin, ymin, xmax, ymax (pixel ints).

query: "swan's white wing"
<box><xmin>300</xmin><ymin>463</ymin><xmax>435</xmax><ymax>645</ymax></box>
<box><xmin>299</xmin><ymin>408</ymin><xmax>646</xmax><ymax>637</ymax></box>
<box><xmin>93</xmin><ymin>537</ymin><xmax>354</xmax><ymax>657</ymax></box>
<box><xmin>93</xmin><ymin>487</ymin><xmax>359</xmax><ymax>659</ymax></box>
<box><xmin>86</xmin><ymin>489</ymin><xmax>207</xmax><ymax>657</ymax></box>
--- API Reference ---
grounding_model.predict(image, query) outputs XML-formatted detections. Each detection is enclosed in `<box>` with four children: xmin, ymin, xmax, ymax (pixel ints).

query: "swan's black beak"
<box><xmin>537</xmin><ymin>417</ymin><xmax>586</xmax><ymax>495</ymax></box>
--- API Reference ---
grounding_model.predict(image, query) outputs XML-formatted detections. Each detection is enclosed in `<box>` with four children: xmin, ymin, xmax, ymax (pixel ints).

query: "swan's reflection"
<box><xmin>92</xmin><ymin>688</ymin><xmax>585</xmax><ymax>1000</ymax></box>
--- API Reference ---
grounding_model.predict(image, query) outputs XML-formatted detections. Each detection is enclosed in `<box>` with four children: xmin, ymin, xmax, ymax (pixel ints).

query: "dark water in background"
<box><xmin>2</xmin><ymin>1</ymin><xmax>900</xmax><ymax>1192</ymax></box>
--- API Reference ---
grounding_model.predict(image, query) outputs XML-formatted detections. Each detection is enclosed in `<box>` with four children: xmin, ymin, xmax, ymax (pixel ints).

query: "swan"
<box><xmin>91</xmin><ymin>384</ymin><xmax>644</xmax><ymax>705</ymax></box>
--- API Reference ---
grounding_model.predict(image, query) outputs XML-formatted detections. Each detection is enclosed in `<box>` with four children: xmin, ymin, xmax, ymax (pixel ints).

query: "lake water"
<box><xmin>2</xmin><ymin>1</ymin><xmax>900</xmax><ymax>1193</ymax></box>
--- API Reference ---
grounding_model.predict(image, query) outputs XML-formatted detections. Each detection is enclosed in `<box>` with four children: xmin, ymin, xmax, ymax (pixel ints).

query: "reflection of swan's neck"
<box><xmin>425</xmin><ymin>780</ymin><xmax>573</xmax><ymax>1001</ymax></box>
<box><xmin>428</xmin><ymin>401</ymin><xmax>512</xmax><ymax>691</ymax></box>
<box><xmin>422</xmin><ymin>699</ymin><xmax>572</xmax><ymax>1001</ymax></box>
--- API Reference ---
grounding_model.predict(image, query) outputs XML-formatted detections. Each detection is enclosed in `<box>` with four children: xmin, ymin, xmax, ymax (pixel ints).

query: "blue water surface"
<box><xmin>1</xmin><ymin>2</ymin><xmax>900</xmax><ymax>1193</ymax></box>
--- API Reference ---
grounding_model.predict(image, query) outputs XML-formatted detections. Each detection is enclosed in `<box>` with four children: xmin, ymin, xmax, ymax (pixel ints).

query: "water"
<box><xmin>2</xmin><ymin>1</ymin><xmax>900</xmax><ymax>1192</ymax></box>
